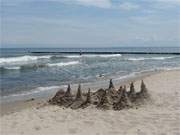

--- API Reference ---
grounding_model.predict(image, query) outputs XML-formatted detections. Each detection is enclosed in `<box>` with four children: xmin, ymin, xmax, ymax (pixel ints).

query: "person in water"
<box><xmin>79</xmin><ymin>50</ymin><xmax>82</xmax><ymax>55</ymax></box>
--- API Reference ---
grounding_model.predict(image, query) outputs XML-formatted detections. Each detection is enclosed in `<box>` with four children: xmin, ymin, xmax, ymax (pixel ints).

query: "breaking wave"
<box><xmin>0</xmin><ymin>54</ymin><xmax>122</xmax><ymax>66</ymax></box>
<box><xmin>48</xmin><ymin>61</ymin><xmax>80</xmax><ymax>67</ymax></box>
<box><xmin>1</xmin><ymin>86</ymin><xmax>62</xmax><ymax>99</ymax></box>
<box><xmin>127</xmin><ymin>56</ymin><xmax>176</xmax><ymax>61</ymax></box>
<box><xmin>0</xmin><ymin>61</ymin><xmax>80</xmax><ymax>71</ymax></box>
<box><xmin>66</xmin><ymin>54</ymin><xmax>122</xmax><ymax>58</ymax></box>
<box><xmin>0</xmin><ymin>55</ymin><xmax>52</xmax><ymax>65</ymax></box>
<box><xmin>1</xmin><ymin>66</ymin><xmax>21</xmax><ymax>70</ymax></box>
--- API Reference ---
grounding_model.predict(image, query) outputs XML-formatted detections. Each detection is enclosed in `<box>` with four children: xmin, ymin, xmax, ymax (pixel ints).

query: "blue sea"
<box><xmin>1</xmin><ymin>47</ymin><xmax>180</xmax><ymax>102</ymax></box>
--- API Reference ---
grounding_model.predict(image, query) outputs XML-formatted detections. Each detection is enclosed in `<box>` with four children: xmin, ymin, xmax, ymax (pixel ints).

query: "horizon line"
<box><xmin>1</xmin><ymin>46</ymin><xmax>180</xmax><ymax>49</ymax></box>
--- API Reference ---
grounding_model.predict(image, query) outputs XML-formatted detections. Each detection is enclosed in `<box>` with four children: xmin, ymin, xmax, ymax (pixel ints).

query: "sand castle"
<box><xmin>49</xmin><ymin>80</ymin><xmax>150</xmax><ymax>110</ymax></box>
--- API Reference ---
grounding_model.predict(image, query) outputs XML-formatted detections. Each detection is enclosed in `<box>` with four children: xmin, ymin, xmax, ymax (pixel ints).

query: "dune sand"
<box><xmin>0</xmin><ymin>70</ymin><xmax>180</xmax><ymax>135</ymax></box>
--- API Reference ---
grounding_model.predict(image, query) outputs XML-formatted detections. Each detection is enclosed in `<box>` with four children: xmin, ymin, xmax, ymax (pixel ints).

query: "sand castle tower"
<box><xmin>86</xmin><ymin>88</ymin><xmax>91</xmax><ymax>103</ymax></box>
<box><xmin>49</xmin><ymin>85</ymin><xmax>74</xmax><ymax>107</ymax></box>
<box><xmin>119</xmin><ymin>86</ymin><xmax>123</xmax><ymax>91</ymax></box>
<box><xmin>98</xmin><ymin>79</ymin><xmax>118</xmax><ymax>109</ymax></box>
<box><xmin>117</xmin><ymin>86</ymin><xmax>123</xmax><ymax>96</ymax></box>
<box><xmin>130</xmin><ymin>82</ymin><xmax>135</xmax><ymax>94</ymax></box>
<box><xmin>107</xmin><ymin>79</ymin><xmax>116</xmax><ymax>93</ymax></box>
<box><xmin>70</xmin><ymin>84</ymin><xmax>84</xmax><ymax>109</ymax></box>
<box><xmin>81</xmin><ymin>88</ymin><xmax>92</xmax><ymax>108</ymax></box>
<box><xmin>97</xmin><ymin>91</ymin><xmax>113</xmax><ymax>110</ymax></box>
<box><xmin>140</xmin><ymin>80</ymin><xmax>147</xmax><ymax>93</ymax></box>
<box><xmin>106</xmin><ymin>79</ymin><xmax>119</xmax><ymax>104</ymax></box>
<box><xmin>128</xmin><ymin>82</ymin><xmax>136</xmax><ymax>102</ymax></box>
<box><xmin>109</xmin><ymin>79</ymin><xmax>115</xmax><ymax>89</ymax></box>
<box><xmin>64</xmin><ymin>84</ymin><xmax>72</xmax><ymax>97</ymax></box>
<box><xmin>123</xmin><ymin>85</ymin><xmax>127</xmax><ymax>93</ymax></box>
<box><xmin>49</xmin><ymin>89</ymin><xmax>65</xmax><ymax>104</ymax></box>
<box><xmin>58</xmin><ymin>84</ymin><xmax>74</xmax><ymax>107</ymax></box>
<box><xmin>91</xmin><ymin>88</ymin><xmax>106</xmax><ymax>105</ymax></box>
<box><xmin>139</xmin><ymin>80</ymin><xmax>149</xmax><ymax>99</ymax></box>
<box><xmin>76</xmin><ymin>84</ymin><xmax>83</xmax><ymax>100</ymax></box>
<box><xmin>133</xmin><ymin>80</ymin><xmax>150</xmax><ymax>104</ymax></box>
<box><xmin>121</xmin><ymin>86</ymin><xmax>130</xmax><ymax>103</ymax></box>
<box><xmin>113</xmin><ymin>85</ymin><xmax>132</xmax><ymax>110</ymax></box>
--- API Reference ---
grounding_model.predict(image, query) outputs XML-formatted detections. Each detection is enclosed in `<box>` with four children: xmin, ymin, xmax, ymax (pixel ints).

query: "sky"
<box><xmin>1</xmin><ymin>0</ymin><xmax>180</xmax><ymax>48</ymax></box>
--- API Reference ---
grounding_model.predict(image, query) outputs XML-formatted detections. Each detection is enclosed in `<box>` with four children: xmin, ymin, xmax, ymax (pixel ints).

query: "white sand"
<box><xmin>1</xmin><ymin>70</ymin><xmax>180</xmax><ymax>135</ymax></box>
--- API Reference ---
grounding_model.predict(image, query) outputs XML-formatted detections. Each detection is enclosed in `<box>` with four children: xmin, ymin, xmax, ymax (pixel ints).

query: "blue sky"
<box><xmin>1</xmin><ymin>0</ymin><xmax>180</xmax><ymax>48</ymax></box>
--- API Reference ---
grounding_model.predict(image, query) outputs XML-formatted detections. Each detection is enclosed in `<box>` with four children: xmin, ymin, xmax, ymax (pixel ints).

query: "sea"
<box><xmin>1</xmin><ymin>47</ymin><xmax>180</xmax><ymax>102</ymax></box>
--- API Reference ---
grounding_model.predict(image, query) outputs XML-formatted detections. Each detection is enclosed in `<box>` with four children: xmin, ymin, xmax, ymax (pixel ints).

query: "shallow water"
<box><xmin>1</xmin><ymin>47</ymin><xmax>180</xmax><ymax>100</ymax></box>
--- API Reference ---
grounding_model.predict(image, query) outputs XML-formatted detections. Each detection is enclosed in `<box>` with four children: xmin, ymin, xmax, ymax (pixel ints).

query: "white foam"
<box><xmin>154</xmin><ymin>67</ymin><xmax>180</xmax><ymax>71</ymax></box>
<box><xmin>114</xmin><ymin>66</ymin><xmax>180</xmax><ymax>82</ymax></box>
<box><xmin>149</xmin><ymin>56</ymin><xmax>175</xmax><ymax>60</ymax></box>
<box><xmin>0</xmin><ymin>55</ymin><xmax>52</xmax><ymax>65</ymax></box>
<box><xmin>66</xmin><ymin>54</ymin><xmax>122</xmax><ymax>58</ymax></box>
<box><xmin>1</xmin><ymin>61</ymin><xmax>80</xmax><ymax>70</ymax></box>
<box><xmin>97</xmin><ymin>54</ymin><xmax>122</xmax><ymax>58</ymax></box>
<box><xmin>48</xmin><ymin>61</ymin><xmax>80</xmax><ymax>67</ymax></box>
<box><xmin>3</xmin><ymin>66</ymin><xmax>21</xmax><ymax>70</ymax></box>
<box><xmin>66</xmin><ymin>55</ymin><xmax>81</xmax><ymax>58</ymax></box>
<box><xmin>1</xmin><ymin>86</ymin><xmax>62</xmax><ymax>99</ymax></box>
<box><xmin>128</xmin><ymin>56</ymin><xmax>175</xmax><ymax>61</ymax></box>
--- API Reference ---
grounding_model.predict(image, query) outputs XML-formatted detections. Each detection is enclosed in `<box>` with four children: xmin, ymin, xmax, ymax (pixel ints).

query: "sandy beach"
<box><xmin>0</xmin><ymin>70</ymin><xmax>180</xmax><ymax>135</ymax></box>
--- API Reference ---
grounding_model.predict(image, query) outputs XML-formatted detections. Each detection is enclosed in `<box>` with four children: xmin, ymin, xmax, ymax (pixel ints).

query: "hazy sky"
<box><xmin>1</xmin><ymin>0</ymin><xmax>180</xmax><ymax>48</ymax></box>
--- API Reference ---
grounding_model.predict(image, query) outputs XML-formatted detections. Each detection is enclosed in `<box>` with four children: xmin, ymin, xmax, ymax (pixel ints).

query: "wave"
<box><xmin>0</xmin><ymin>54</ymin><xmax>122</xmax><ymax>66</ymax></box>
<box><xmin>127</xmin><ymin>56</ymin><xmax>176</xmax><ymax>61</ymax></box>
<box><xmin>0</xmin><ymin>64</ymin><xmax>47</xmax><ymax>71</ymax></box>
<box><xmin>152</xmin><ymin>66</ymin><xmax>180</xmax><ymax>71</ymax></box>
<box><xmin>0</xmin><ymin>55</ymin><xmax>52</xmax><ymax>65</ymax></box>
<box><xmin>97</xmin><ymin>54</ymin><xmax>122</xmax><ymax>58</ymax></box>
<box><xmin>0</xmin><ymin>61</ymin><xmax>80</xmax><ymax>71</ymax></box>
<box><xmin>1</xmin><ymin>66</ymin><xmax>21</xmax><ymax>70</ymax></box>
<box><xmin>1</xmin><ymin>65</ymin><xmax>180</xmax><ymax>102</ymax></box>
<box><xmin>114</xmin><ymin>66</ymin><xmax>180</xmax><ymax>82</ymax></box>
<box><xmin>66</xmin><ymin>54</ymin><xmax>122</xmax><ymax>58</ymax></box>
<box><xmin>65</xmin><ymin>55</ymin><xmax>81</xmax><ymax>58</ymax></box>
<box><xmin>50</xmin><ymin>55</ymin><xmax>67</xmax><ymax>59</ymax></box>
<box><xmin>1</xmin><ymin>86</ymin><xmax>62</xmax><ymax>99</ymax></box>
<box><xmin>48</xmin><ymin>61</ymin><xmax>80</xmax><ymax>67</ymax></box>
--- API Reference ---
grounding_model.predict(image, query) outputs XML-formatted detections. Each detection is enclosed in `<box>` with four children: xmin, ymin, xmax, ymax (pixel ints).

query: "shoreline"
<box><xmin>0</xmin><ymin>69</ymin><xmax>160</xmax><ymax>116</ymax></box>
<box><xmin>1</xmin><ymin>68</ymin><xmax>162</xmax><ymax>103</ymax></box>
<box><xmin>0</xmin><ymin>69</ymin><xmax>177</xmax><ymax>116</ymax></box>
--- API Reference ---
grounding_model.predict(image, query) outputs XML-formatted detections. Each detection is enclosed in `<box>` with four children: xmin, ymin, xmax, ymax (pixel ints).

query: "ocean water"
<box><xmin>1</xmin><ymin>47</ymin><xmax>180</xmax><ymax>101</ymax></box>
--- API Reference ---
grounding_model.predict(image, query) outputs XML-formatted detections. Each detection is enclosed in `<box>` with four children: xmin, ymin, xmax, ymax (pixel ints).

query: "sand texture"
<box><xmin>1</xmin><ymin>70</ymin><xmax>180</xmax><ymax>135</ymax></box>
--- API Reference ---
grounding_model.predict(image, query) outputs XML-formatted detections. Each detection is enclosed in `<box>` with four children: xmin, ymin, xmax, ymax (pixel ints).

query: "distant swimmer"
<box><xmin>79</xmin><ymin>50</ymin><xmax>82</xmax><ymax>55</ymax></box>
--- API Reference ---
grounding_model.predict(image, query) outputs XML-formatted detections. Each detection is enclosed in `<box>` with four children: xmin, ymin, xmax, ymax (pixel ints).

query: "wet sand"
<box><xmin>0</xmin><ymin>70</ymin><xmax>180</xmax><ymax>135</ymax></box>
